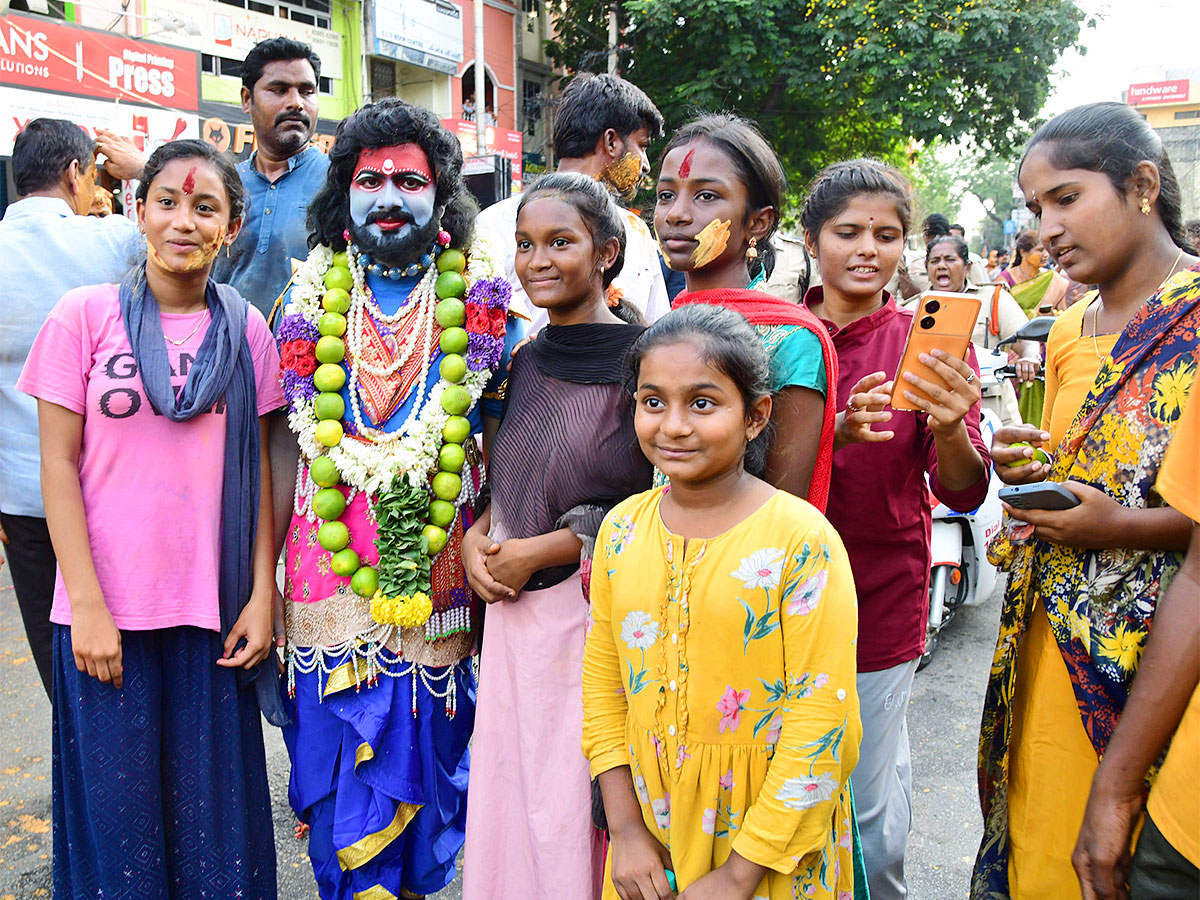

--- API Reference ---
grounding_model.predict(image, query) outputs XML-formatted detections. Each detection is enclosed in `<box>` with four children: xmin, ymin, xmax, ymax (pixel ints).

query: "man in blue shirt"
<box><xmin>0</xmin><ymin>119</ymin><xmax>142</xmax><ymax>698</ymax></box>
<box><xmin>211</xmin><ymin>37</ymin><xmax>329</xmax><ymax>321</ymax></box>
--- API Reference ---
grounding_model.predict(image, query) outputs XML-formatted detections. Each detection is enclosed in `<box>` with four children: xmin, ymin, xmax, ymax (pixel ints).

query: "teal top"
<box><xmin>755</xmin><ymin>324</ymin><xmax>828</xmax><ymax>396</ymax></box>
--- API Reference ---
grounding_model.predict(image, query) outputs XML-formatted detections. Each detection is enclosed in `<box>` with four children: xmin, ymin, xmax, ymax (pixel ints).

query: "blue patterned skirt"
<box><xmin>282</xmin><ymin>652</ymin><xmax>475</xmax><ymax>899</ymax></box>
<box><xmin>52</xmin><ymin>624</ymin><xmax>276</xmax><ymax>899</ymax></box>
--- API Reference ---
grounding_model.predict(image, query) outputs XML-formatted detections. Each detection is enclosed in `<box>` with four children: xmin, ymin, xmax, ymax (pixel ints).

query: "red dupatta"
<box><xmin>673</xmin><ymin>289</ymin><xmax>839</xmax><ymax>511</ymax></box>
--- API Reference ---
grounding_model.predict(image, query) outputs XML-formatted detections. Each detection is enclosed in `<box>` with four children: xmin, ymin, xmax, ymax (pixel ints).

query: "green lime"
<box><xmin>428</xmin><ymin>499</ymin><xmax>456</xmax><ymax>529</ymax></box>
<box><xmin>435</xmin><ymin>271</ymin><xmax>467</xmax><ymax>299</ymax></box>
<box><xmin>310</xmin><ymin>456</ymin><xmax>340</xmax><ymax>488</ymax></box>
<box><xmin>434</xmin><ymin>298</ymin><xmax>466</xmax><ymax>329</ymax></box>
<box><xmin>312</xmin><ymin>487</ymin><xmax>347</xmax><ymax>520</ymax></box>
<box><xmin>422</xmin><ymin>524</ymin><xmax>448</xmax><ymax>555</ymax></box>
<box><xmin>318</xmin><ymin>312</ymin><xmax>347</xmax><ymax>337</ymax></box>
<box><xmin>315</xmin><ymin>419</ymin><xmax>343</xmax><ymax>447</ymax></box>
<box><xmin>1005</xmin><ymin>441</ymin><xmax>1052</xmax><ymax>468</ymax></box>
<box><xmin>436</xmin><ymin>248</ymin><xmax>467</xmax><ymax>274</ymax></box>
<box><xmin>315</xmin><ymin>336</ymin><xmax>346</xmax><ymax>364</ymax></box>
<box><xmin>442</xmin><ymin>415</ymin><xmax>471</xmax><ymax>445</ymax></box>
<box><xmin>313</xmin><ymin>391</ymin><xmax>345</xmax><ymax>421</ymax></box>
<box><xmin>432</xmin><ymin>472</ymin><xmax>462</xmax><ymax>502</ymax></box>
<box><xmin>439</xmin><ymin>442</ymin><xmax>466</xmax><ymax>473</ymax></box>
<box><xmin>439</xmin><ymin>353</ymin><xmax>467</xmax><ymax>384</ymax></box>
<box><xmin>322</xmin><ymin>288</ymin><xmax>351</xmax><ymax>315</ymax></box>
<box><xmin>350</xmin><ymin>566</ymin><xmax>379</xmax><ymax>598</ymax></box>
<box><xmin>317</xmin><ymin>520</ymin><xmax>349</xmax><ymax>551</ymax></box>
<box><xmin>331</xmin><ymin>250</ymin><xmax>350</xmax><ymax>268</ymax></box>
<box><xmin>440</xmin><ymin>385</ymin><xmax>470</xmax><ymax>416</ymax></box>
<box><xmin>439</xmin><ymin>326</ymin><xmax>469</xmax><ymax>356</ymax></box>
<box><xmin>314</xmin><ymin>363</ymin><xmax>347</xmax><ymax>393</ymax></box>
<box><xmin>331</xmin><ymin>547</ymin><xmax>360</xmax><ymax>577</ymax></box>
<box><xmin>324</xmin><ymin>266</ymin><xmax>353</xmax><ymax>292</ymax></box>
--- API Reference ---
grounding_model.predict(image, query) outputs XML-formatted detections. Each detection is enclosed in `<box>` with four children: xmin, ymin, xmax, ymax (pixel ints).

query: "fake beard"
<box><xmin>348</xmin><ymin>212</ymin><xmax>441</xmax><ymax>269</ymax></box>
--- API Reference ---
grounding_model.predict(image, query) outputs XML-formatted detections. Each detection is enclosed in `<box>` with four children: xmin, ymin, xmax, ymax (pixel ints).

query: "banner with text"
<box><xmin>1127</xmin><ymin>80</ymin><xmax>1190</xmax><ymax>106</ymax></box>
<box><xmin>0</xmin><ymin>14</ymin><xmax>200</xmax><ymax>111</ymax></box>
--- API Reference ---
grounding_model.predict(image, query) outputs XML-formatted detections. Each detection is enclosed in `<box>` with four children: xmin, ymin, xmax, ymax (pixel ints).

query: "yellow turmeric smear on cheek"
<box><xmin>602</xmin><ymin>151</ymin><xmax>643</xmax><ymax>196</ymax></box>
<box><xmin>691</xmin><ymin>218</ymin><xmax>731</xmax><ymax>269</ymax></box>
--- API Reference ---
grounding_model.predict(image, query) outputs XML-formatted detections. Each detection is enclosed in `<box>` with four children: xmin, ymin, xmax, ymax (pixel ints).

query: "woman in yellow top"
<box><xmin>582</xmin><ymin>304</ymin><xmax>861</xmax><ymax>900</ymax></box>
<box><xmin>976</xmin><ymin>101</ymin><xmax>1199</xmax><ymax>900</ymax></box>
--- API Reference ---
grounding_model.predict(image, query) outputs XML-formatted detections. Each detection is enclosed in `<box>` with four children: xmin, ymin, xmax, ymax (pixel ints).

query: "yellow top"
<box><xmin>1147</xmin><ymin>389</ymin><xmax>1200</xmax><ymax>866</ymax></box>
<box><xmin>582</xmin><ymin>488</ymin><xmax>861</xmax><ymax>899</ymax></box>
<box><xmin>1042</xmin><ymin>294</ymin><xmax>1120</xmax><ymax>450</ymax></box>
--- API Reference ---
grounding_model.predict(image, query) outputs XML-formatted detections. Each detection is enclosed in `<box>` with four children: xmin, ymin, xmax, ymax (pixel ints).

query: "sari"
<box><xmin>972</xmin><ymin>265</ymin><xmax>1200</xmax><ymax>899</ymax></box>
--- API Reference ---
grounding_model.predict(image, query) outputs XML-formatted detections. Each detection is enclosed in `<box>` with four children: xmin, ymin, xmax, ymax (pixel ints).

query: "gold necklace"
<box><xmin>1087</xmin><ymin>247</ymin><xmax>1185</xmax><ymax>359</ymax></box>
<box><xmin>164</xmin><ymin>309</ymin><xmax>209</xmax><ymax>346</ymax></box>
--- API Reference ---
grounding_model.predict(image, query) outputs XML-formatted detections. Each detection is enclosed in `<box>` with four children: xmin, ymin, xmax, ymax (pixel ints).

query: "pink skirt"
<box><xmin>462</xmin><ymin>571</ymin><xmax>604</xmax><ymax>899</ymax></box>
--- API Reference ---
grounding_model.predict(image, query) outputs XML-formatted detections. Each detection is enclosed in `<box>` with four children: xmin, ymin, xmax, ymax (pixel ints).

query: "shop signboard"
<box><xmin>198</xmin><ymin>99</ymin><xmax>337</xmax><ymax>160</ymax></box>
<box><xmin>1127</xmin><ymin>80</ymin><xmax>1190</xmax><ymax>106</ymax></box>
<box><xmin>374</xmin><ymin>0</ymin><xmax>462</xmax><ymax>72</ymax></box>
<box><xmin>0</xmin><ymin>13</ymin><xmax>200</xmax><ymax>110</ymax></box>
<box><xmin>143</xmin><ymin>0</ymin><xmax>343</xmax><ymax>76</ymax></box>
<box><xmin>442</xmin><ymin>118</ymin><xmax>522</xmax><ymax>192</ymax></box>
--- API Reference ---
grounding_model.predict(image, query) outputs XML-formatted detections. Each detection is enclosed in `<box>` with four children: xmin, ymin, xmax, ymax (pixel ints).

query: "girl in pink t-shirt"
<box><xmin>18</xmin><ymin>139</ymin><xmax>284</xmax><ymax>898</ymax></box>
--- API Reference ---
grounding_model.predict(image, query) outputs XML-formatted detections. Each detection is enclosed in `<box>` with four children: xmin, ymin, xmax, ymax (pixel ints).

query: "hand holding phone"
<box><xmin>998</xmin><ymin>482</ymin><xmax>1082</xmax><ymax>511</ymax></box>
<box><xmin>891</xmin><ymin>292</ymin><xmax>981</xmax><ymax>412</ymax></box>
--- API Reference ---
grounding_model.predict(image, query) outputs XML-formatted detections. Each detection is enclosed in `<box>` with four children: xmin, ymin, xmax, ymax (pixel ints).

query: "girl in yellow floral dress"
<box><xmin>582</xmin><ymin>304</ymin><xmax>862</xmax><ymax>900</ymax></box>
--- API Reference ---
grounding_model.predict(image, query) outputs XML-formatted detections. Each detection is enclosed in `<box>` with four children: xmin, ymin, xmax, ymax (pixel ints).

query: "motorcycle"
<box><xmin>919</xmin><ymin>316</ymin><xmax>1055</xmax><ymax>669</ymax></box>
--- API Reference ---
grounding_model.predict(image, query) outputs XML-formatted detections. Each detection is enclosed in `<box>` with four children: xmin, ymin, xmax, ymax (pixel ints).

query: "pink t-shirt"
<box><xmin>16</xmin><ymin>283</ymin><xmax>284</xmax><ymax>631</ymax></box>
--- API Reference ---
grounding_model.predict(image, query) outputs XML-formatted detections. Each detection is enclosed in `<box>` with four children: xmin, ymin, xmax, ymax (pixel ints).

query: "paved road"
<box><xmin>0</xmin><ymin>564</ymin><xmax>1001</xmax><ymax>899</ymax></box>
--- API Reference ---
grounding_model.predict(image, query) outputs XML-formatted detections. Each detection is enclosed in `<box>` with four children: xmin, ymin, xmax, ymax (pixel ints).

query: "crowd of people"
<box><xmin>0</xmin><ymin>33</ymin><xmax>1196</xmax><ymax>900</ymax></box>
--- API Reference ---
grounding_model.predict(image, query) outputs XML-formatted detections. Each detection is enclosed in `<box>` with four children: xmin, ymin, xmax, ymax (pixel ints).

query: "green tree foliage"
<box><xmin>548</xmin><ymin>0</ymin><xmax>1085</xmax><ymax>186</ymax></box>
<box><xmin>907</xmin><ymin>142</ymin><xmax>966</xmax><ymax>224</ymax></box>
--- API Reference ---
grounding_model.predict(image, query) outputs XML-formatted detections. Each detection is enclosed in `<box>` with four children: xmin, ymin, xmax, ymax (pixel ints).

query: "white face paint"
<box><xmin>348</xmin><ymin>145</ymin><xmax>437</xmax><ymax>244</ymax></box>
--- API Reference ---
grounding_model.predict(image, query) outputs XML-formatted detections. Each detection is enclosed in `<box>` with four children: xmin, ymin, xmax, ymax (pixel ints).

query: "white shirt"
<box><xmin>475</xmin><ymin>193</ymin><xmax>670</xmax><ymax>332</ymax></box>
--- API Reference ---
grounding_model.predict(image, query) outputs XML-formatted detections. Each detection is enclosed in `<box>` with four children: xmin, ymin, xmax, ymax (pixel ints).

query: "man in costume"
<box><xmin>476</xmin><ymin>72</ymin><xmax>668</xmax><ymax>329</ymax></box>
<box><xmin>274</xmin><ymin>98</ymin><xmax>522</xmax><ymax>900</ymax></box>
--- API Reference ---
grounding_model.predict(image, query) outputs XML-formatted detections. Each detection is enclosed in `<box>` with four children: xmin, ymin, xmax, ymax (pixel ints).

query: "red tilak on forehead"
<box><xmin>182</xmin><ymin>165</ymin><xmax>197</xmax><ymax>195</ymax></box>
<box><xmin>678</xmin><ymin>148</ymin><xmax>695</xmax><ymax>179</ymax></box>
<box><xmin>354</xmin><ymin>145</ymin><xmax>433</xmax><ymax>181</ymax></box>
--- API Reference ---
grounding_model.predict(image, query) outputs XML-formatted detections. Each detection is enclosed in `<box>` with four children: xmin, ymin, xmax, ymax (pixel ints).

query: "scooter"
<box><xmin>919</xmin><ymin>316</ymin><xmax>1055</xmax><ymax>669</ymax></box>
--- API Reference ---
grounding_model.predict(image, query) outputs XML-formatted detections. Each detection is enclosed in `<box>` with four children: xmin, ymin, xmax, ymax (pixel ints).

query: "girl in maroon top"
<box><xmin>801</xmin><ymin>160</ymin><xmax>991</xmax><ymax>900</ymax></box>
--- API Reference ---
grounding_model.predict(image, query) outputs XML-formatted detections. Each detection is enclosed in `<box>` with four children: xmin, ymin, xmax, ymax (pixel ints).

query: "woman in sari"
<box><xmin>974</xmin><ymin>102</ymin><xmax>1199</xmax><ymax>900</ymax></box>
<box><xmin>999</xmin><ymin>231</ymin><xmax>1070</xmax><ymax>423</ymax></box>
<box><xmin>653</xmin><ymin>114</ymin><xmax>838</xmax><ymax>510</ymax></box>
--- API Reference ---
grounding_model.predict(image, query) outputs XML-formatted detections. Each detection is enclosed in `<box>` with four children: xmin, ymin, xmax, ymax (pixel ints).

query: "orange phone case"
<box><xmin>890</xmin><ymin>291</ymin><xmax>982</xmax><ymax>411</ymax></box>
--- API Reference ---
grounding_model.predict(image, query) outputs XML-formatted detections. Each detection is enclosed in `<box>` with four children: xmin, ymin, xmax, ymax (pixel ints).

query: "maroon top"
<box><xmin>804</xmin><ymin>288</ymin><xmax>991</xmax><ymax>672</ymax></box>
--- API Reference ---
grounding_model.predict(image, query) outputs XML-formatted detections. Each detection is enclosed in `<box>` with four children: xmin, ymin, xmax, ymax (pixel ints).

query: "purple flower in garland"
<box><xmin>277</xmin><ymin>313</ymin><xmax>320</xmax><ymax>344</ymax></box>
<box><xmin>282</xmin><ymin>369</ymin><xmax>317</xmax><ymax>408</ymax></box>
<box><xmin>465</xmin><ymin>276</ymin><xmax>512</xmax><ymax>311</ymax></box>
<box><xmin>466</xmin><ymin>332</ymin><xmax>502</xmax><ymax>372</ymax></box>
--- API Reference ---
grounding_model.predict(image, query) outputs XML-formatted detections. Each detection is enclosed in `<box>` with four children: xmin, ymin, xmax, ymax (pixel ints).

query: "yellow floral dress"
<box><xmin>582</xmin><ymin>488</ymin><xmax>861</xmax><ymax>899</ymax></box>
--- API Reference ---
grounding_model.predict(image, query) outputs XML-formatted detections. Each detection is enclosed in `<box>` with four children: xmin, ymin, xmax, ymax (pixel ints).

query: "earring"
<box><xmin>746</xmin><ymin>237</ymin><xmax>759</xmax><ymax>260</ymax></box>
<box><xmin>225</xmin><ymin>243</ymin><xmax>231</xmax><ymax>259</ymax></box>
<box><xmin>1140</xmin><ymin>197</ymin><xmax>1152</xmax><ymax>215</ymax></box>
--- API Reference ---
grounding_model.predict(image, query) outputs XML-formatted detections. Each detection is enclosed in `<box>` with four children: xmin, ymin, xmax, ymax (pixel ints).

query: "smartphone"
<box><xmin>998</xmin><ymin>482</ymin><xmax>1081</xmax><ymax>511</ymax></box>
<box><xmin>891</xmin><ymin>291</ymin><xmax>982</xmax><ymax>411</ymax></box>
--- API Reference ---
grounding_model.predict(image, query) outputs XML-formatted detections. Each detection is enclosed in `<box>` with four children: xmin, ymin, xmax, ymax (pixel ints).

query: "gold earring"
<box><xmin>746</xmin><ymin>237</ymin><xmax>759</xmax><ymax>260</ymax></box>
<box><xmin>1140</xmin><ymin>197</ymin><xmax>1152</xmax><ymax>215</ymax></box>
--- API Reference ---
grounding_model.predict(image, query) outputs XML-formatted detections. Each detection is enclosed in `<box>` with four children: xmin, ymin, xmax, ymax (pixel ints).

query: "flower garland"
<box><xmin>279</xmin><ymin>233</ymin><xmax>511</xmax><ymax>631</ymax></box>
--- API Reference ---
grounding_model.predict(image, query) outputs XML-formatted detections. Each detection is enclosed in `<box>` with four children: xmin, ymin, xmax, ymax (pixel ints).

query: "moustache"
<box><xmin>366</xmin><ymin>208</ymin><xmax>415</xmax><ymax>227</ymax></box>
<box><xmin>275</xmin><ymin>112</ymin><xmax>311</xmax><ymax>128</ymax></box>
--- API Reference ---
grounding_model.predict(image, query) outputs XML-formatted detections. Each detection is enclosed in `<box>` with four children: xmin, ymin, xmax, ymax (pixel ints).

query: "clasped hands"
<box><xmin>463</xmin><ymin>525</ymin><xmax>534</xmax><ymax>603</ymax></box>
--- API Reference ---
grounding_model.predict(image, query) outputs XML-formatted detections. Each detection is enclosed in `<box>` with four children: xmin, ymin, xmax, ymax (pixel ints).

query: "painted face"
<box><xmin>806</xmin><ymin>193</ymin><xmax>905</xmax><ymax>304</ymax></box>
<box><xmin>138</xmin><ymin>157</ymin><xmax>237</xmax><ymax>276</ymax></box>
<box><xmin>634</xmin><ymin>338</ymin><xmax>768</xmax><ymax>486</ymax></box>
<box><xmin>514</xmin><ymin>196</ymin><xmax>611</xmax><ymax>314</ymax></box>
<box><xmin>599</xmin><ymin>125</ymin><xmax>653</xmax><ymax>199</ymax></box>
<box><xmin>654</xmin><ymin>141</ymin><xmax>754</xmax><ymax>273</ymax></box>
<box><xmin>349</xmin><ymin>144</ymin><xmax>437</xmax><ymax>246</ymax></box>
<box><xmin>926</xmin><ymin>240</ymin><xmax>968</xmax><ymax>291</ymax></box>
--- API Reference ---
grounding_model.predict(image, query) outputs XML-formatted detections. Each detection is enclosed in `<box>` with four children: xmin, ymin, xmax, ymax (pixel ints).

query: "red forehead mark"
<box><xmin>678</xmin><ymin>148</ymin><xmax>695</xmax><ymax>179</ymax></box>
<box><xmin>354</xmin><ymin>145</ymin><xmax>434</xmax><ymax>181</ymax></box>
<box><xmin>182</xmin><ymin>165</ymin><xmax>197</xmax><ymax>195</ymax></box>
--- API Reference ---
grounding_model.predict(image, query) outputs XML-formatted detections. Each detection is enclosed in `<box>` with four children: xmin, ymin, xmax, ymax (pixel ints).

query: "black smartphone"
<box><xmin>998</xmin><ymin>482</ymin><xmax>1081</xmax><ymax>511</ymax></box>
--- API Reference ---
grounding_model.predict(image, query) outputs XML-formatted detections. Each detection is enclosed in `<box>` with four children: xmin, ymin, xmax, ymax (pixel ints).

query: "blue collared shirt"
<box><xmin>0</xmin><ymin>197</ymin><xmax>142</xmax><ymax>516</ymax></box>
<box><xmin>212</xmin><ymin>146</ymin><xmax>329</xmax><ymax>322</ymax></box>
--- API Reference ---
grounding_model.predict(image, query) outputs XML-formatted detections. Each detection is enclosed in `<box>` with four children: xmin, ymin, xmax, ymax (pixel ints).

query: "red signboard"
<box><xmin>1127</xmin><ymin>79</ymin><xmax>1190</xmax><ymax>107</ymax></box>
<box><xmin>0</xmin><ymin>14</ymin><xmax>200</xmax><ymax>111</ymax></box>
<box><xmin>441</xmin><ymin>118</ymin><xmax>523</xmax><ymax>189</ymax></box>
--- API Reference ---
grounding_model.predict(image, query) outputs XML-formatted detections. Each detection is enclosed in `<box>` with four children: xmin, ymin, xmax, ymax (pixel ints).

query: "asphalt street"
<box><xmin>0</xmin><ymin>563</ymin><xmax>1001</xmax><ymax>900</ymax></box>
